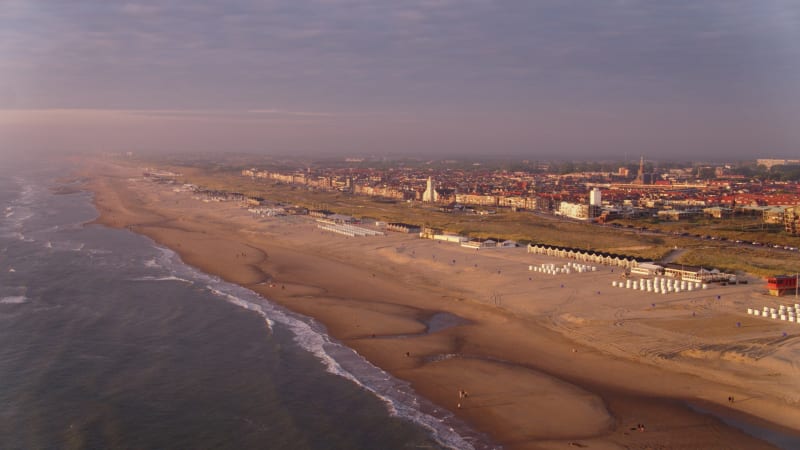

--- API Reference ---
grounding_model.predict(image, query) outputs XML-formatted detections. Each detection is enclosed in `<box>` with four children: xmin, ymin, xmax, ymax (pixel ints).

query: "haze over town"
<box><xmin>2</xmin><ymin>0</ymin><xmax>799</xmax><ymax>159</ymax></box>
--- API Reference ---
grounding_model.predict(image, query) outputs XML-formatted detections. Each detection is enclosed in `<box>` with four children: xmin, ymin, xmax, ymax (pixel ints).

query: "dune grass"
<box><xmin>153</xmin><ymin>165</ymin><xmax>798</xmax><ymax>277</ymax></box>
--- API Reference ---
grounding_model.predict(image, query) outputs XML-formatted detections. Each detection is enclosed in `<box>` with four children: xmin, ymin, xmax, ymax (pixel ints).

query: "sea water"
<box><xmin>0</xmin><ymin>160</ymin><xmax>494</xmax><ymax>450</ymax></box>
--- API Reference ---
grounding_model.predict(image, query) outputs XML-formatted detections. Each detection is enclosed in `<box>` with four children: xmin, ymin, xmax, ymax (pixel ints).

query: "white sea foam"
<box><xmin>151</xmin><ymin>242</ymin><xmax>488</xmax><ymax>450</ymax></box>
<box><xmin>0</xmin><ymin>296</ymin><xmax>28</xmax><ymax>304</ymax></box>
<box><xmin>42</xmin><ymin>240</ymin><xmax>85</xmax><ymax>252</ymax></box>
<box><xmin>143</xmin><ymin>258</ymin><xmax>160</xmax><ymax>268</ymax></box>
<box><xmin>201</xmin><ymin>282</ymin><xmax>482</xmax><ymax>449</ymax></box>
<box><xmin>207</xmin><ymin>286</ymin><xmax>275</xmax><ymax>330</ymax></box>
<box><xmin>3</xmin><ymin>231</ymin><xmax>34</xmax><ymax>242</ymax></box>
<box><xmin>132</xmin><ymin>275</ymin><xmax>193</xmax><ymax>284</ymax></box>
<box><xmin>272</xmin><ymin>309</ymin><xmax>482</xmax><ymax>450</ymax></box>
<box><xmin>5</xmin><ymin>209</ymin><xmax>34</xmax><ymax>228</ymax></box>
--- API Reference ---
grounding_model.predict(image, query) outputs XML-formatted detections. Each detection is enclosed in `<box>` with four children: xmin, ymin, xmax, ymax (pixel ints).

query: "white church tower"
<box><xmin>422</xmin><ymin>176</ymin><xmax>438</xmax><ymax>202</ymax></box>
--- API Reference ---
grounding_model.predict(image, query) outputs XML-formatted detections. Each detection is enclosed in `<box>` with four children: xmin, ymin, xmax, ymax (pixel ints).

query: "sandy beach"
<box><xmin>83</xmin><ymin>161</ymin><xmax>800</xmax><ymax>449</ymax></box>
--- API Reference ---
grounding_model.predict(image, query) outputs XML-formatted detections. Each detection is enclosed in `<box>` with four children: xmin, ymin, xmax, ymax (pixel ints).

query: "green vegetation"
<box><xmin>610</xmin><ymin>216</ymin><xmax>800</xmax><ymax>249</ymax></box>
<box><xmin>678</xmin><ymin>247</ymin><xmax>800</xmax><ymax>278</ymax></box>
<box><xmin>146</xmin><ymin>163</ymin><xmax>800</xmax><ymax>277</ymax></box>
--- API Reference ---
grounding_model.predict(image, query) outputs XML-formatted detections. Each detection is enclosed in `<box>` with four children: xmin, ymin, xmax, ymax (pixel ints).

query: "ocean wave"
<box><xmin>3</xmin><ymin>208</ymin><xmax>34</xmax><ymax>228</ymax></box>
<box><xmin>42</xmin><ymin>240</ymin><xmax>85</xmax><ymax>252</ymax></box>
<box><xmin>206</xmin><ymin>286</ymin><xmax>275</xmax><ymax>330</ymax></box>
<box><xmin>155</xmin><ymin>246</ymin><xmax>178</xmax><ymax>267</ymax></box>
<box><xmin>270</xmin><ymin>307</ymin><xmax>360</xmax><ymax>382</ymax></box>
<box><xmin>264</xmin><ymin>308</ymin><xmax>483</xmax><ymax>450</ymax></box>
<box><xmin>143</xmin><ymin>258</ymin><xmax>160</xmax><ymax>268</ymax></box>
<box><xmin>209</xmin><ymin>291</ymin><xmax>483</xmax><ymax>449</ymax></box>
<box><xmin>14</xmin><ymin>179</ymin><xmax>41</xmax><ymax>205</ymax></box>
<box><xmin>148</xmin><ymin>241</ymin><xmax>488</xmax><ymax>449</ymax></box>
<box><xmin>1</xmin><ymin>231</ymin><xmax>34</xmax><ymax>243</ymax></box>
<box><xmin>0</xmin><ymin>296</ymin><xmax>28</xmax><ymax>304</ymax></box>
<box><xmin>132</xmin><ymin>275</ymin><xmax>193</xmax><ymax>284</ymax></box>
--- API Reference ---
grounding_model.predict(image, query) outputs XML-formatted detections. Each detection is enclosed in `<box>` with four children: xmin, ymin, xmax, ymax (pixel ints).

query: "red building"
<box><xmin>767</xmin><ymin>275</ymin><xmax>798</xmax><ymax>297</ymax></box>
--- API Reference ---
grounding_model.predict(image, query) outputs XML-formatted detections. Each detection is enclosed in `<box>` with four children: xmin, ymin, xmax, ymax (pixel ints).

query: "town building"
<box><xmin>557</xmin><ymin>201</ymin><xmax>590</xmax><ymax>220</ymax></box>
<box><xmin>784</xmin><ymin>206</ymin><xmax>800</xmax><ymax>235</ymax></box>
<box><xmin>422</xmin><ymin>176</ymin><xmax>439</xmax><ymax>202</ymax></box>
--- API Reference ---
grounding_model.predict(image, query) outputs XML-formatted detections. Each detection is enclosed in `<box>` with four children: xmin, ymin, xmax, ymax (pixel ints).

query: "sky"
<box><xmin>1</xmin><ymin>0</ymin><xmax>799</xmax><ymax>160</ymax></box>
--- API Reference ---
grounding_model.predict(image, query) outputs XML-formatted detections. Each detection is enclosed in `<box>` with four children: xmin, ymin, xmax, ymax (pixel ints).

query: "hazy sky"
<box><xmin>2</xmin><ymin>0</ymin><xmax>799</xmax><ymax>159</ymax></box>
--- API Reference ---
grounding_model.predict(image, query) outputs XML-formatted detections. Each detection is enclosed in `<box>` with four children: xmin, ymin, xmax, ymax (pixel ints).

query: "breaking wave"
<box><xmin>152</xmin><ymin>245</ymin><xmax>490</xmax><ymax>450</ymax></box>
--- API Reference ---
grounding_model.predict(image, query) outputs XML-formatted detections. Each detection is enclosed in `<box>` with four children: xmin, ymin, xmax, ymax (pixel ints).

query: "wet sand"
<box><xmin>82</xmin><ymin>160</ymin><xmax>800</xmax><ymax>449</ymax></box>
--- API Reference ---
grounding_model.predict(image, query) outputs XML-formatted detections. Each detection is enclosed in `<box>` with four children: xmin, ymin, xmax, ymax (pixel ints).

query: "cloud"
<box><xmin>2</xmin><ymin>1</ymin><xmax>799</xmax><ymax>157</ymax></box>
<box><xmin>120</xmin><ymin>3</ymin><xmax>161</xmax><ymax>16</ymax></box>
<box><xmin>246</xmin><ymin>109</ymin><xmax>336</xmax><ymax>117</ymax></box>
<box><xmin>0</xmin><ymin>108</ymin><xmax>338</xmax><ymax>124</ymax></box>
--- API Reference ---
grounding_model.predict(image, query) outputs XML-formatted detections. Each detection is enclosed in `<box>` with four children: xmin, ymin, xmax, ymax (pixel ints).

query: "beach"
<box><xmin>84</xmin><ymin>160</ymin><xmax>800</xmax><ymax>449</ymax></box>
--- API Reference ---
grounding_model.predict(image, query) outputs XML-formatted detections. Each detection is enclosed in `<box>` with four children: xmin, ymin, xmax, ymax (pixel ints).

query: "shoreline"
<box><xmin>81</xmin><ymin>160</ymin><xmax>800</xmax><ymax>449</ymax></box>
<box><xmin>192</xmin><ymin>253</ymin><xmax>496</xmax><ymax>450</ymax></box>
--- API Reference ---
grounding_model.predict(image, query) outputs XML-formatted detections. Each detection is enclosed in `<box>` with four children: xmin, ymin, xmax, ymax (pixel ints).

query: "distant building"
<box><xmin>386</xmin><ymin>223</ymin><xmax>421</xmax><ymax>233</ymax></box>
<box><xmin>631</xmin><ymin>262</ymin><xmax>663</xmax><ymax>276</ymax></box>
<box><xmin>703</xmin><ymin>207</ymin><xmax>733</xmax><ymax>219</ymax></box>
<box><xmin>662</xmin><ymin>264</ymin><xmax>731</xmax><ymax>282</ymax></box>
<box><xmin>633</xmin><ymin>156</ymin><xmax>655</xmax><ymax>185</ymax></box>
<box><xmin>636</xmin><ymin>156</ymin><xmax>645</xmax><ymax>184</ymax></box>
<box><xmin>757</xmin><ymin>159</ymin><xmax>800</xmax><ymax>169</ymax></box>
<box><xmin>785</xmin><ymin>206</ymin><xmax>800</xmax><ymax>235</ymax></box>
<box><xmin>309</xmin><ymin>209</ymin><xmax>334</xmax><ymax>219</ymax></box>
<box><xmin>589</xmin><ymin>188</ymin><xmax>602</xmax><ymax>207</ymax></box>
<box><xmin>766</xmin><ymin>275</ymin><xmax>798</xmax><ymax>297</ymax></box>
<box><xmin>455</xmin><ymin>193</ymin><xmax>498</xmax><ymax>206</ymax></box>
<box><xmin>557</xmin><ymin>201</ymin><xmax>590</xmax><ymax>220</ymax></box>
<box><xmin>497</xmin><ymin>196</ymin><xmax>537</xmax><ymax>210</ymax></box>
<box><xmin>422</xmin><ymin>176</ymin><xmax>439</xmax><ymax>202</ymax></box>
<box><xmin>657</xmin><ymin>210</ymin><xmax>701</xmax><ymax>221</ymax></box>
<box><xmin>763</xmin><ymin>206</ymin><xmax>786</xmax><ymax>225</ymax></box>
<box><xmin>433</xmin><ymin>233</ymin><xmax>467</xmax><ymax>243</ymax></box>
<box><xmin>461</xmin><ymin>238</ymin><xmax>497</xmax><ymax>249</ymax></box>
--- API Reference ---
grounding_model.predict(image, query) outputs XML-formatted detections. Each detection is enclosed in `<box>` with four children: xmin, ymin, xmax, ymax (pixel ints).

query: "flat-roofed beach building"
<box><xmin>662</xmin><ymin>264</ymin><xmax>725</xmax><ymax>282</ymax></box>
<box><xmin>766</xmin><ymin>275</ymin><xmax>798</xmax><ymax>296</ymax></box>
<box><xmin>386</xmin><ymin>222</ymin><xmax>421</xmax><ymax>233</ymax></box>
